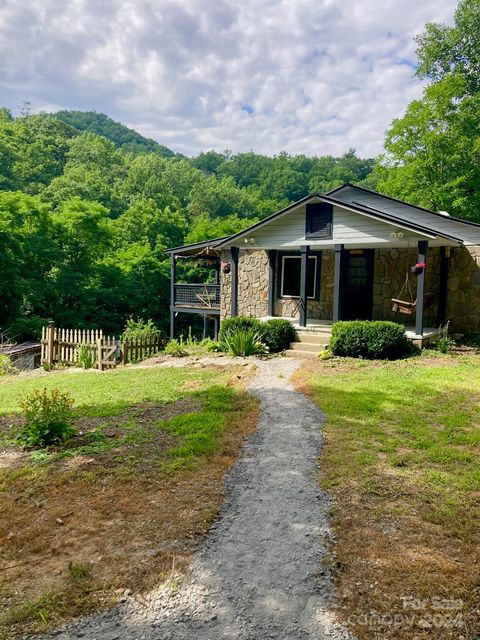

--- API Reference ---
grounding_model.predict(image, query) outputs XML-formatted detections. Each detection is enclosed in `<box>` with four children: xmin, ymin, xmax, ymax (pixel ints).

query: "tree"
<box><xmin>375</xmin><ymin>0</ymin><xmax>480</xmax><ymax>221</ymax></box>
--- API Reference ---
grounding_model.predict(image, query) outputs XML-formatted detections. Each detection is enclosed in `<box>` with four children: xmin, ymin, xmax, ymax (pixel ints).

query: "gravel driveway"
<box><xmin>43</xmin><ymin>357</ymin><xmax>351</xmax><ymax>640</ymax></box>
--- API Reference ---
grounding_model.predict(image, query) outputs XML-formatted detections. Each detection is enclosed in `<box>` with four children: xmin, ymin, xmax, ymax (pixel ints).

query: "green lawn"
<box><xmin>298</xmin><ymin>353</ymin><xmax>480</xmax><ymax>640</ymax></box>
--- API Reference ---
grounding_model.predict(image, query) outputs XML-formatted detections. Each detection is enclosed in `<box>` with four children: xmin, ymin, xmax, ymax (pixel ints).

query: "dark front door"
<box><xmin>340</xmin><ymin>249</ymin><xmax>374</xmax><ymax>320</ymax></box>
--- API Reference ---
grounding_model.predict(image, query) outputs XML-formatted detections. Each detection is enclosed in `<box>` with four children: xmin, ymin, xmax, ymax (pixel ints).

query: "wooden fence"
<box><xmin>41</xmin><ymin>322</ymin><xmax>164</xmax><ymax>370</ymax></box>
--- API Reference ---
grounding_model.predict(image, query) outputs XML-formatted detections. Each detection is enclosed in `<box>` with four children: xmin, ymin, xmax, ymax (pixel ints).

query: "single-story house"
<box><xmin>166</xmin><ymin>184</ymin><xmax>480</xmax><ymax>350</ymax></box>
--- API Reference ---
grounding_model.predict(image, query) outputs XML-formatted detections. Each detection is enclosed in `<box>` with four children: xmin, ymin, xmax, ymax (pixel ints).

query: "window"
<box><xmin>305</xmin><ymin>203</ymin><xmax>333</xmax><ymax>239</ymax></box>
<box><xmin>281</xmin><ymin>256</ymin><xmax>317</xmax><ymax>298</ymax></box>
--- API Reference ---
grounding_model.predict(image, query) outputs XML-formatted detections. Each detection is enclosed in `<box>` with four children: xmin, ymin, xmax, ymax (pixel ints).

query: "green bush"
<box><xmin>165</xmin><ymin>338</ymin><xmax>188</xmax><ymax>357</ymax></box>
<box><xmin>121</xmin><ymin>317</ymin><xmax>164</xmax><ymax>342</ymax></box>
<box><xmin>75</xmin><ymin>343</ymin><xmax>96</xmax><ymax>369</ymax></box>
<box><xmin>18</xmin><ymin>388</ymin><xmax>76</xmax><ymax>447</ymax></box>
<box><xmin>329</xmin><ymin>321</ymin><xmax>412</xmax><ymax>360</ymax></box>
<box><xmin>259</xmin><ymin>319</ymin><xmax>295</xmax><ymax>352</ymax></box>
<box><xmin>219</xmin><ymin>317</ymin><xmax>261</xmax><ymax>342</ymax></box>
<box><xmin>0</xmin><ymin>354</ymin><xmax>18</xmax><ymax>376</ymax></box>
<box><xmin>221</xmin><ymin>329</ymin><xmax>268</xmax><ymax>357</ymax></box>
<box><xmin>436</xmin><ymin>322</ymin><xmax>456</xmax><ymax>354</ymax></box>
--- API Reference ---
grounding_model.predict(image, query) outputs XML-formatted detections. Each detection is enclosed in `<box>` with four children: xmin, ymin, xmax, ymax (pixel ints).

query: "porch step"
<box><xmin>295</xmin><ymin>332</ymin><xmax>331</xmax><ymax>345</ymax></box>
<box><xmin>289</xmin><ymin>341</ymin><xmax>327</xmax><ymax>353</ymax></box>
<box><xmin>284</xmin><ymin>348</ymin><xmax>320</xmax><ymax>359</ymax></box>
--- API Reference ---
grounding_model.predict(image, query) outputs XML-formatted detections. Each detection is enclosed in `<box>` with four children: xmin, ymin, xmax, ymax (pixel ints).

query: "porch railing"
<box><xmin>173</xmin><ymin>283</ymin><xmax>220</xmax><ymax>309</ymax></box>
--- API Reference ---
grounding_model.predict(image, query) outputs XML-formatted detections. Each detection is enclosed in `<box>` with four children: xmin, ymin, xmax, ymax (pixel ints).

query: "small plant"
<box><xmin>199</xmin><ymin>337</ymin><xmax>221</xmax><ymax>352</ymax></box>
<box><xmin>122</xmin><ymin>317</ymin><xmax>163</xmax><ymax>342</ymax></box>
<box><xmin>165</xmin><ymin>338</ymin><xmax>188</xmax><ymax>357</ymax></box>
<box><xmin>329</xmin><ymin>320</ymin><xmax>413</xmax><ymax>360</ymax></box>
<box><xmin>221</xmin><ymin>329</ymin><xmax>268</xmax><ymax>357</ymax></box>
<box><xmin>436</xmin><ymin>322</ymin><xmax>456</xmax><ymax>354</ymax></box>
<box><xmin>18</xmin><ymin>388</ymin><xmax>76</xmax><ymax>447</ymax></box>
<box><xmin>75</xmin><ymin>343</ymin><xmax>96</xmax><ymax>369</ymax></box>
<box><xmin>219</xmin><ymin>316</ymin><xmax>262</xmax><ymax>342</ymax></box>
<box><xmin>319</xmin><ymin>347</ymin><xmax>332</xmax><ymax>360</ymax></box>
<box><xmin>68</xmin><ymin>562</ymin><xmax>91</xmax><ymax>580</ymax></box>
<box><xmin>0</xmin><ymin>354</ymin><xmax>18</xmax><ymax>376</ymax></box>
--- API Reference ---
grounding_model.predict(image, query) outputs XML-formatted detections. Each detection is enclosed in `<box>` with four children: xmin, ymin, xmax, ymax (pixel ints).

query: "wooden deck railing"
<box><xmin>173</xmin><ymin>283</ymin><xmax>220</xmax><ymax>308</ymax></box>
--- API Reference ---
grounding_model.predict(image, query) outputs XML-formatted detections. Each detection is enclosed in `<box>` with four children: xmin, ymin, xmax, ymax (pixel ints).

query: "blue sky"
<box><xmin>0</xmin><ymin>0</ymin><xmax>457</xmax><ymax>157</ymax></box>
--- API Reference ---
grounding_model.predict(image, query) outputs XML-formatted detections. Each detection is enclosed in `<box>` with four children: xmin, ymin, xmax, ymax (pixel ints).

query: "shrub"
<box><xmin>122</xmin><ymin>317</ymin><xmax>164</xmax><ymax>342</ymax></box>
<box><xmin>165</xmin><ymin>338</ymin><xmax>188</xmax><ymax>357</ymax></box>
<box><xmin>18</xmin><ymin>388</ymin><xmax>76</xmax><ymax>446</ymax></box>
<box><xmin>221</xmin><ymin>329</ymin><xmax>268</xmax><ymax>357</ymax></box>
<box><xmin>329</xmin><ymin>321</ymin><xmax>412</xmax><ymax>360</ymax></box>
<box><xmin>219</xmin><ymin>317</ymin><xmax>261</xmax><ymax>342</ymax></box>
<box><xmin>259</xmin><ymin>319</ymin><xmax>295</xmax><ymax>352</ymax></box>
<box><xmin>76</xmin><ymin>343</ymin><xmax>96</xmax><ymax>369</ymax></box>
<box><xmin>0</xmin><ymin>354</ymin><xmax>18</xmax><ymax>376</ymax></box>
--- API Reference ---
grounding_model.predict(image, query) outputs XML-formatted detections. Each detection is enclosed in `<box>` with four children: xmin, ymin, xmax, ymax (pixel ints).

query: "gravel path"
<box><xmin>43</xmin><ymin>358</ymin><xmax>351</xmax><ymax>640</ymax></box>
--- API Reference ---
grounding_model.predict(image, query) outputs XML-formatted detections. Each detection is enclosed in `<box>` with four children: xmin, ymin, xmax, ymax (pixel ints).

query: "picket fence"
<box><xmin>41</xmin><ymin>323</ymin><xmax>164</xmax><ymax>370</ymax></box>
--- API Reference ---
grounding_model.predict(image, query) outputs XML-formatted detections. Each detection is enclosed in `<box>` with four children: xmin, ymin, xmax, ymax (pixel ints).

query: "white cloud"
<box><xmin>0</xmin><ymin>0</ymin><xmax>458</xmax><ymax>157</ymax></box>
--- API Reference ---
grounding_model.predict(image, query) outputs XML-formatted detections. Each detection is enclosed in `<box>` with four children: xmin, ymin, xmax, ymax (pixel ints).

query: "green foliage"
<box><xmin>0</xmin><ymin>108</ymin><xmax>375</xmax><ymax>337</ymax></box>
<box><xmin>165</xmin><ymin>338</ymin><xmax>188</xmax><ymax>357</ymax></box>
<box><xmin>50</xmin><ymin>110</ymin><xmax>177</xmax><ymax>156</ymax></box>
<box><xmin>376</xmin><ymin>0</ymin><xmax>480</xmax><ymax>221</ymax></box>
<box><xmin>0</xmin><ymin>354</ymin><xmax>18</xmax><ymax>376</ymax></box>
<box><xmin>121</xmin><ymin>317</ymin><xmax>163</xmax><ymax>341</ymax></box>
<box><xmin>329</xmin><ymin>321</ymin><xmax>412</xmax><ymax>360</ymax></box>
<box><xmin>18</xmin><ymin>388</ymin><xmax>75</xmax><ymax>446</ymax></box>
<box><xmin>258</xmin><ymin>318</ymin><xmax>296</xmax><ymax>352</ymax></box>
<box><xmin>75</xmin><ymin>344</ymin><xmax>96</xmax><ymax>369</ymax></box>
<box><xmin>436</xmin><ymin>322</ymin><xmax>456</xmax><ymax>354</ymax></box>
<box><xmin>219</xmin><ymin>316</ymin><xmax>262</xmax><ymax>341</ymax></box>
<box><xmin>221</xmin><ymin>329</ymin><xmax>268</xmax><ymax>356</ymax></box>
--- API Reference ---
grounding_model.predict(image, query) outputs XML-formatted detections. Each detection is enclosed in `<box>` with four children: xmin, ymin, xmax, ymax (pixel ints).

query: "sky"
<box><xmin>0</xmin><ymin>0</ymin><xmax>458</xmax><ymax>158</ymax></box>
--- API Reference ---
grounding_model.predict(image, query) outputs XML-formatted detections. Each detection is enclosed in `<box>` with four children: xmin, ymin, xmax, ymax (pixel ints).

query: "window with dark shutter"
<box><xmin>305</xmin><ymin>203</ymin><xmax>333</xmax><ymax>239</ymax></box>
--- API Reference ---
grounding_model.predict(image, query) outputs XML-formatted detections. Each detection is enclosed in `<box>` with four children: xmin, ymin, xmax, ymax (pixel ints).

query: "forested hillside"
<box><xmin>0</xmin><ymin>107</ymin><xmax>374</xmax><ymax>339</ymax></box>
<box><xmin>51</xmin><ymin>110</ymin><xmax>178</xmax><ymax>157</ymax></box>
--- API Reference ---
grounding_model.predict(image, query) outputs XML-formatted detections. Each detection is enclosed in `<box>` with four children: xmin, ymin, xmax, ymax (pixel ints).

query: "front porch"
<box><xmin>259</xmin><ymin>317</ymin><xmax>441</xmax><ymax>349</ymax></box>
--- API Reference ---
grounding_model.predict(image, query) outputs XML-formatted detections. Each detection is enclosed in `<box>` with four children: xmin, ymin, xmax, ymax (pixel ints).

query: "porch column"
<box><xmin>268</xmin><ymin>250</ymin><xmax>277</xmax><ymax>317</ymax></box>
<box><xmin>203</xmin><ymin>314</ymin><xmax>208</xmax><ymax>339</ymax></box>
<box><xmin>438</xmin><ymin>246</ymin><xmax>449</xmax><ymax>326</ymax></box>
<box><xmin>333</xmin><ymin>244</ymin><xmax>344</xmax><ymax>322</ymax></box>
<box><xmin>213</xmin><ymin>317</ymin><xmax>219</xmax><ymax>341</ymax></box>
<box><xmin>415</xmin><ymin>240</ymin><xmax>429</xmax><ymax>336</ymax></box>
<box><xmin>231</xmin><ymin>246</ymin><xmax>239</xmax><ymax>317</ymax></box>
<box><xmin>299</xmin><ymin>245</ymin><xmax>309</xmax><ymax>327</ymax></box>
<box><xmin>170</xmin><ymin>252</ymin><xmax>176</xmax><ymax>339</ymax></box>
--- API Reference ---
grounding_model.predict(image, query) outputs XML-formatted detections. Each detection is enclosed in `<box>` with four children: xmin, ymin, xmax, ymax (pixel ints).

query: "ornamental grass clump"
<box><xmin>18</xmin><ymin>388</ymin><xmax>76</xmax><ymax>447</ymax></box>
<box><xmin>221</xmin><ymin>329</ymin><xmax>268</xmax><ymax>357</ymax></box>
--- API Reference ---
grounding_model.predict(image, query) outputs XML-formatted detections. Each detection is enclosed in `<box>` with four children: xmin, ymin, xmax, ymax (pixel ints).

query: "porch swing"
<box><xmin>391</xmin><ymin>270</ymin><xmax>436</xmax><ymax>316</ymax></box>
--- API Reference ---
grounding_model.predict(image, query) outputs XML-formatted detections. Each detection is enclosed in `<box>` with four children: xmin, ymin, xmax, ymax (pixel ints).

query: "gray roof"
<box><xmin>166</xmin><ymin>184</ymin><xmax>480</xmax><ymax>254</ymax></box>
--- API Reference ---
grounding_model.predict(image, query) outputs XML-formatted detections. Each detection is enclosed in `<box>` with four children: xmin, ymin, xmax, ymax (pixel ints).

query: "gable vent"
<box><xmin>306</xmin><ymin>203</ymin><xmax>333</xmax><ymax>239</ymax></box>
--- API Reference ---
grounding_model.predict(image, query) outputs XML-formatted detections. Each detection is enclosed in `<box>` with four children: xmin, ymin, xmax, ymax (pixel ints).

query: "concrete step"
<box><xmin>289</xmin><ymin>341</ymin><xmax>326</xmax><ymax>353</ymax></box>
<box><xmin>295</xmin><ymin>333</ymin><xmax>331</xmax><ymax>345</ymax></box>
<box><xmin>284</xmin><ymin>349</ymin><xmax>319</xmax><ymax>359</ymax></box>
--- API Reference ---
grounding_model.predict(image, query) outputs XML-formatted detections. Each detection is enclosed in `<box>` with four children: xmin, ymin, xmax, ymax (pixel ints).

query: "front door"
<box><xmin>340</xmin><ymin>249</ymin><xmax>374</xmax><ymax>320</ymax></box>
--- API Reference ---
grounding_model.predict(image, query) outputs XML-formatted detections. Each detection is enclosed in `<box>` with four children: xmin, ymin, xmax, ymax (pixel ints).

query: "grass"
<box><xmin>296</xmin><ymin>353</ymin><xmax>480</xmax><ymax>640</ymax></box>
<box><xmin>0</xmin><ymin>364</ymin><xmax>260</xmax><ymax>639</ymax></box>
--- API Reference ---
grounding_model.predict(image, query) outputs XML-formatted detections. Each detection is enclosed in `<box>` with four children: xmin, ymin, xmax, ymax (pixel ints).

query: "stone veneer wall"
<box><xmin>220</xmin><ymin>249</ymin><xmax>269</xmax><ymax>319</ymax></box>
<box><xmin>446</xmin><ymin>246</ymin><xmax>480</xmax><ymax>333</ymax></box>
<box><xmin>372</xmin><ymin>247</ymin><xmax>441</xmax><ymax>323</ymax></box>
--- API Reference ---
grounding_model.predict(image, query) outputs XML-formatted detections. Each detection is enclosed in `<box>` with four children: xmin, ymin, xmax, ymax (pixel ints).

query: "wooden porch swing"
<box><xmin>391</xmin><ymin>270</ymin><xmax>436</xmax><ymax>316</ymax></box>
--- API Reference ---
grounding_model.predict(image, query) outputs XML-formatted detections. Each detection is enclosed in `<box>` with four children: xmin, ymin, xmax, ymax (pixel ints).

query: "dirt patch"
<box><xmin>0</xmin><ymin>384</ymin><xmax>261</xmax><ymax>639</ymax></box>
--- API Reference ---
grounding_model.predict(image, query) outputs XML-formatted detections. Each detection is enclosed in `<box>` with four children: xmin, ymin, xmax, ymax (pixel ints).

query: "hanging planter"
<box><xmin>411</xmin><ymin>262</ymin><xmax>426</xmax><ymax>275</ymax></box>
<box><xmin>221</xmin><ymin>261</ymin><xmax>231</xmax><ymax>274</ymax></box>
